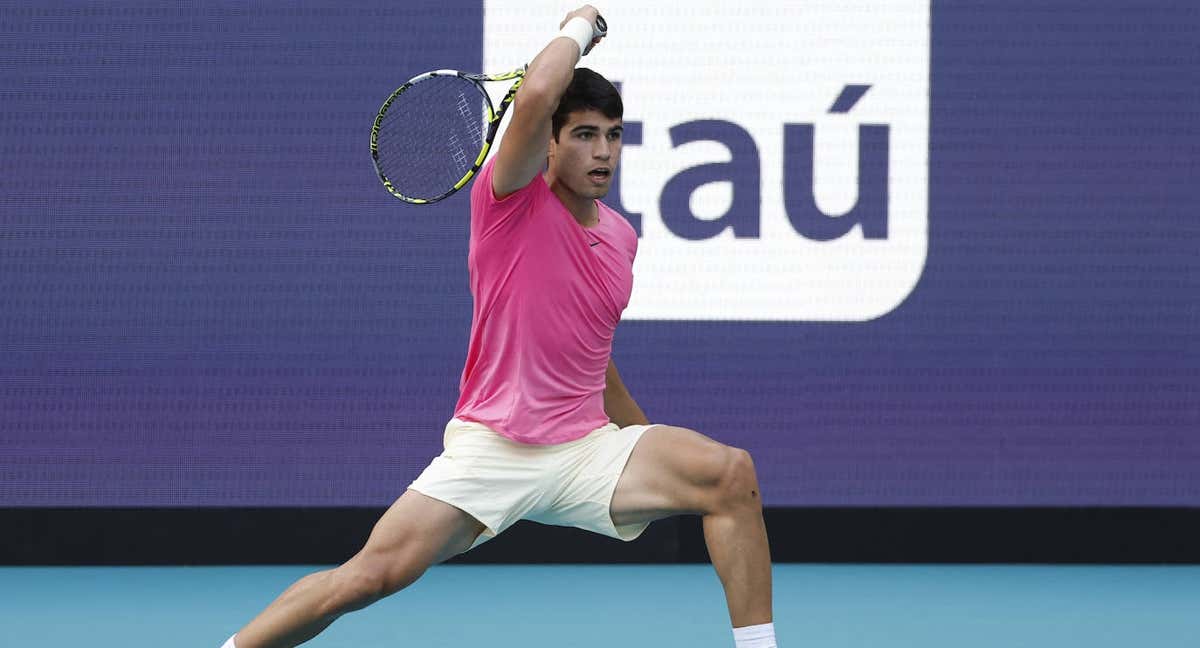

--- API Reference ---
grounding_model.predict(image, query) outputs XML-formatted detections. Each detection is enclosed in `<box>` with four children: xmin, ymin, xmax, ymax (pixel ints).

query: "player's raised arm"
<box><xmin>491</xmin><ymin>5</ymin><xmax>606</xmax><ymax>199</ymax></box>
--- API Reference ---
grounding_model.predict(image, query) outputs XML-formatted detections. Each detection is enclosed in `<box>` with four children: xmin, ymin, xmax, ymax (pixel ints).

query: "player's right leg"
<box><xmin>228</xmin><ymin>489</ymin><xmax>485</xmax><ymax>648</ymax></box>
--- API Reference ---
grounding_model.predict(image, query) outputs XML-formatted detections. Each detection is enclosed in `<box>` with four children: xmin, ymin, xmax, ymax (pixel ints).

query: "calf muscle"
<box><xmin>609</xmin><ymin>426</ymin><xmax>773</xmax><ymax>629</ymax></box>
<box><xmin>232</xmin><ymin>491</ymin><xmax>484</xmax><ymax>648</ymax></box>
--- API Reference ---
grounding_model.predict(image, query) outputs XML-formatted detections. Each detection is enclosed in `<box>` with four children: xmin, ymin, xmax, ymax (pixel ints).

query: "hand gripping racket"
<box><xmin>370</xmin><ymin>15</ymin><xmax>607</xmax><ymax>204</ymax></box>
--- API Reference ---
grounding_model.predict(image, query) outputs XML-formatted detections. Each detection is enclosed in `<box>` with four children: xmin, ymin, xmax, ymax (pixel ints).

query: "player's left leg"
<box><xmin>609</xmin><ymin>425</ymin><xmax>772</xmax><ymax>629</ymax></box>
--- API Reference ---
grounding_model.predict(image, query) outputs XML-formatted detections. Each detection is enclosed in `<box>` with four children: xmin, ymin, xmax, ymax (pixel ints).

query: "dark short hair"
<box><xmin>551</xmin><ymin>68</ymin><xmax>623</xmax><ymax>140</ymax></box>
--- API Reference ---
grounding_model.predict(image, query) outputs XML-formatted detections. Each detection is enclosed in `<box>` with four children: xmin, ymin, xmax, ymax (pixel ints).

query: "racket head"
<box><xmin>371</xmin><ymin>68</ymin><xmax>523</xmax><ymax>204</ymax></box>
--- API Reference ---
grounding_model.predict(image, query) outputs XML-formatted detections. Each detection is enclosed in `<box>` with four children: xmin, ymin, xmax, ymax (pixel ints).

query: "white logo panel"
<box><xmin>483</xmin><ymin>0</ymin><xmax>929</xmax><ymax>321</ymax></box>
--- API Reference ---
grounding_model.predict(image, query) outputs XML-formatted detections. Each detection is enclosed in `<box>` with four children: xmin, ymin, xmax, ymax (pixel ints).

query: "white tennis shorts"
<box><xmin>409</xmin><ymin>418</ymin><xmax>657</xmax><ymax>549</ymax></box>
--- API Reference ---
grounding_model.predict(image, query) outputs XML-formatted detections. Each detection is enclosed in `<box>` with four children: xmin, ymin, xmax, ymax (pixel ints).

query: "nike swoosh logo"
<box><xmin>589</xmin><ymin>241</ymin><xmax>600</xmax><ymax>247</ymax></box>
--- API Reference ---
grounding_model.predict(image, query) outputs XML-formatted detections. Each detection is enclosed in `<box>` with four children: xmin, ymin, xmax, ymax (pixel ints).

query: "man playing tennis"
<box><xmin>222</xmin><ymin>6</ymin><xmax>776</xmax><ymax>647</ymax></box>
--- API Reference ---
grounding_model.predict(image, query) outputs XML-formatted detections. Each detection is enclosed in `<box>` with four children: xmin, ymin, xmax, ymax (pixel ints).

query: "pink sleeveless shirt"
<box><xmin>451</xmin><ymin>159</ymin><xmax>638</xmax><ymax>444</ymax></box>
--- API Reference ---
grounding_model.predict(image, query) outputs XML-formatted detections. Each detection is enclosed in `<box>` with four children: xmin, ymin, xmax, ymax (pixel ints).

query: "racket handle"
<box><xmin>593</xmin><ymin>14</ymin><xmax>607</xmax><ymax>38</ymax></box>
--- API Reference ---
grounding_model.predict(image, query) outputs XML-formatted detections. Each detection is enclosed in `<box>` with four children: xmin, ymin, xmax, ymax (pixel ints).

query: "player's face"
<box><xmin>548</xmin><ymin>109</ymin><xmax>623</xmax><ymax>199</ymax></box>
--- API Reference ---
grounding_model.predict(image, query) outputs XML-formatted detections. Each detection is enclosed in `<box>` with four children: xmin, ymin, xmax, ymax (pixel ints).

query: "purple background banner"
<box><xmin>1</xmin><ymin>2</ymin><xmax>1197</xmax><ymax>506</ymax></box>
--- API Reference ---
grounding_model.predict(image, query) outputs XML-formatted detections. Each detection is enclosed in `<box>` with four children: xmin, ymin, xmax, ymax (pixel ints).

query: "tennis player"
<box><xmin>221</xmin><ymin>6</ymin><xmax>775</xmax><ymax>647</ymax></box>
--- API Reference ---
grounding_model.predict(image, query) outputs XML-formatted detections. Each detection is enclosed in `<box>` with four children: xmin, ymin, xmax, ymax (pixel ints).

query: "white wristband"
<box><xmin>557</xmin><ymin>16</ymin><xmax>595</xmax><ymax>57</ymax></box>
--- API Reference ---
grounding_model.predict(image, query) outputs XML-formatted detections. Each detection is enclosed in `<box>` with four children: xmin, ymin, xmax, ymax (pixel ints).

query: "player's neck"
<box><xmin>544</xmin><ymin>171</ymin><xmax>599</xmax><ymax>227</ymax></box>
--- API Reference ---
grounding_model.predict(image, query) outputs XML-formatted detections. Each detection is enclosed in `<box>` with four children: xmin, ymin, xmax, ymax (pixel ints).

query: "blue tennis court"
<box><xmin>4</xmin><ymin>564</ymin><xmax>1197</xmax><ymax>647</ymax></box>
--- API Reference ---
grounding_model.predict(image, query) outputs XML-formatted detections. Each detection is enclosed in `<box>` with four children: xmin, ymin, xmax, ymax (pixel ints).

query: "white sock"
<box><xmin>220</xmin><ymin>634</ymin><xmax>237</xmax><ymax>648</ymax></box>
<box><xmin>733</xmin><ymin>622</ymin><xmax>776</xmax><ymax>648</ymax></box>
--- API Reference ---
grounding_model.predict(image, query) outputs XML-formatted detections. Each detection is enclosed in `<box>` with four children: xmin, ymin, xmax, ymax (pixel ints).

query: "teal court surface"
<box><xmin>2</xmin><ymin>564</ymin><xmax>1197</xmax><ymax>647</ymax></box>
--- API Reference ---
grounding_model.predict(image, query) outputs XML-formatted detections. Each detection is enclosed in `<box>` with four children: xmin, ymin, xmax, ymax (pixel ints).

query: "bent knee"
<box><xmin>708</xmin><ymin>446</ymin><xmax>762</xmax><ymax>513</ymax></box>
<box><xmin>727</xmin><ymin>446</ymin><xmax>761</xmax><ymax>497</ymax></box>
<box><xmin>329</xmin><ymin>551</ymin><xmax>427</xmax><ymax>613</ymax></box>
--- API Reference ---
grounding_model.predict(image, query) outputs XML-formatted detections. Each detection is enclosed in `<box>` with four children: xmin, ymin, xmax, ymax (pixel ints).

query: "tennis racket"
<box><xmin>370</xmin><ymin>16</ymin><xmax>607</xmax><ymax>205</ymax></box>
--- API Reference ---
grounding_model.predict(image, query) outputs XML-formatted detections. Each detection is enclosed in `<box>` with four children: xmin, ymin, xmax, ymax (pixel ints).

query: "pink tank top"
<box><xmin>452</xmin><ymin>159</ymin><xmax>638</xmax><ymax>444</ymax></box>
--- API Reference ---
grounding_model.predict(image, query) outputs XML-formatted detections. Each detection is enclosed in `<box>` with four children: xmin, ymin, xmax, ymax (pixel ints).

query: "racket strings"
<box><xmin>374</xmin><ymin>75</ymin><xmax>489</xmax><ymax>200</ymax></box>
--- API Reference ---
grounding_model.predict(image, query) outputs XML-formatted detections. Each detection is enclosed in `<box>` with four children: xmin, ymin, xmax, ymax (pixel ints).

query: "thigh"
<box><xmin>524</xmin><ymin>422</ymin><xmax>650</xmax><ymax>541</ymax></box>
<box><xmin>359</xmin><ymin>489</ymin><xmax>486</xmax><ymax>571</ymax></box>
<box><xmin>410</xmin><ymin>419</ymin><xmax>558</xmax><ymax>546</ymax></box>
<box><xmin>608</xmin><ymin>425</ymin><xmax>738</xmax><ymax>528</ymax></box>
